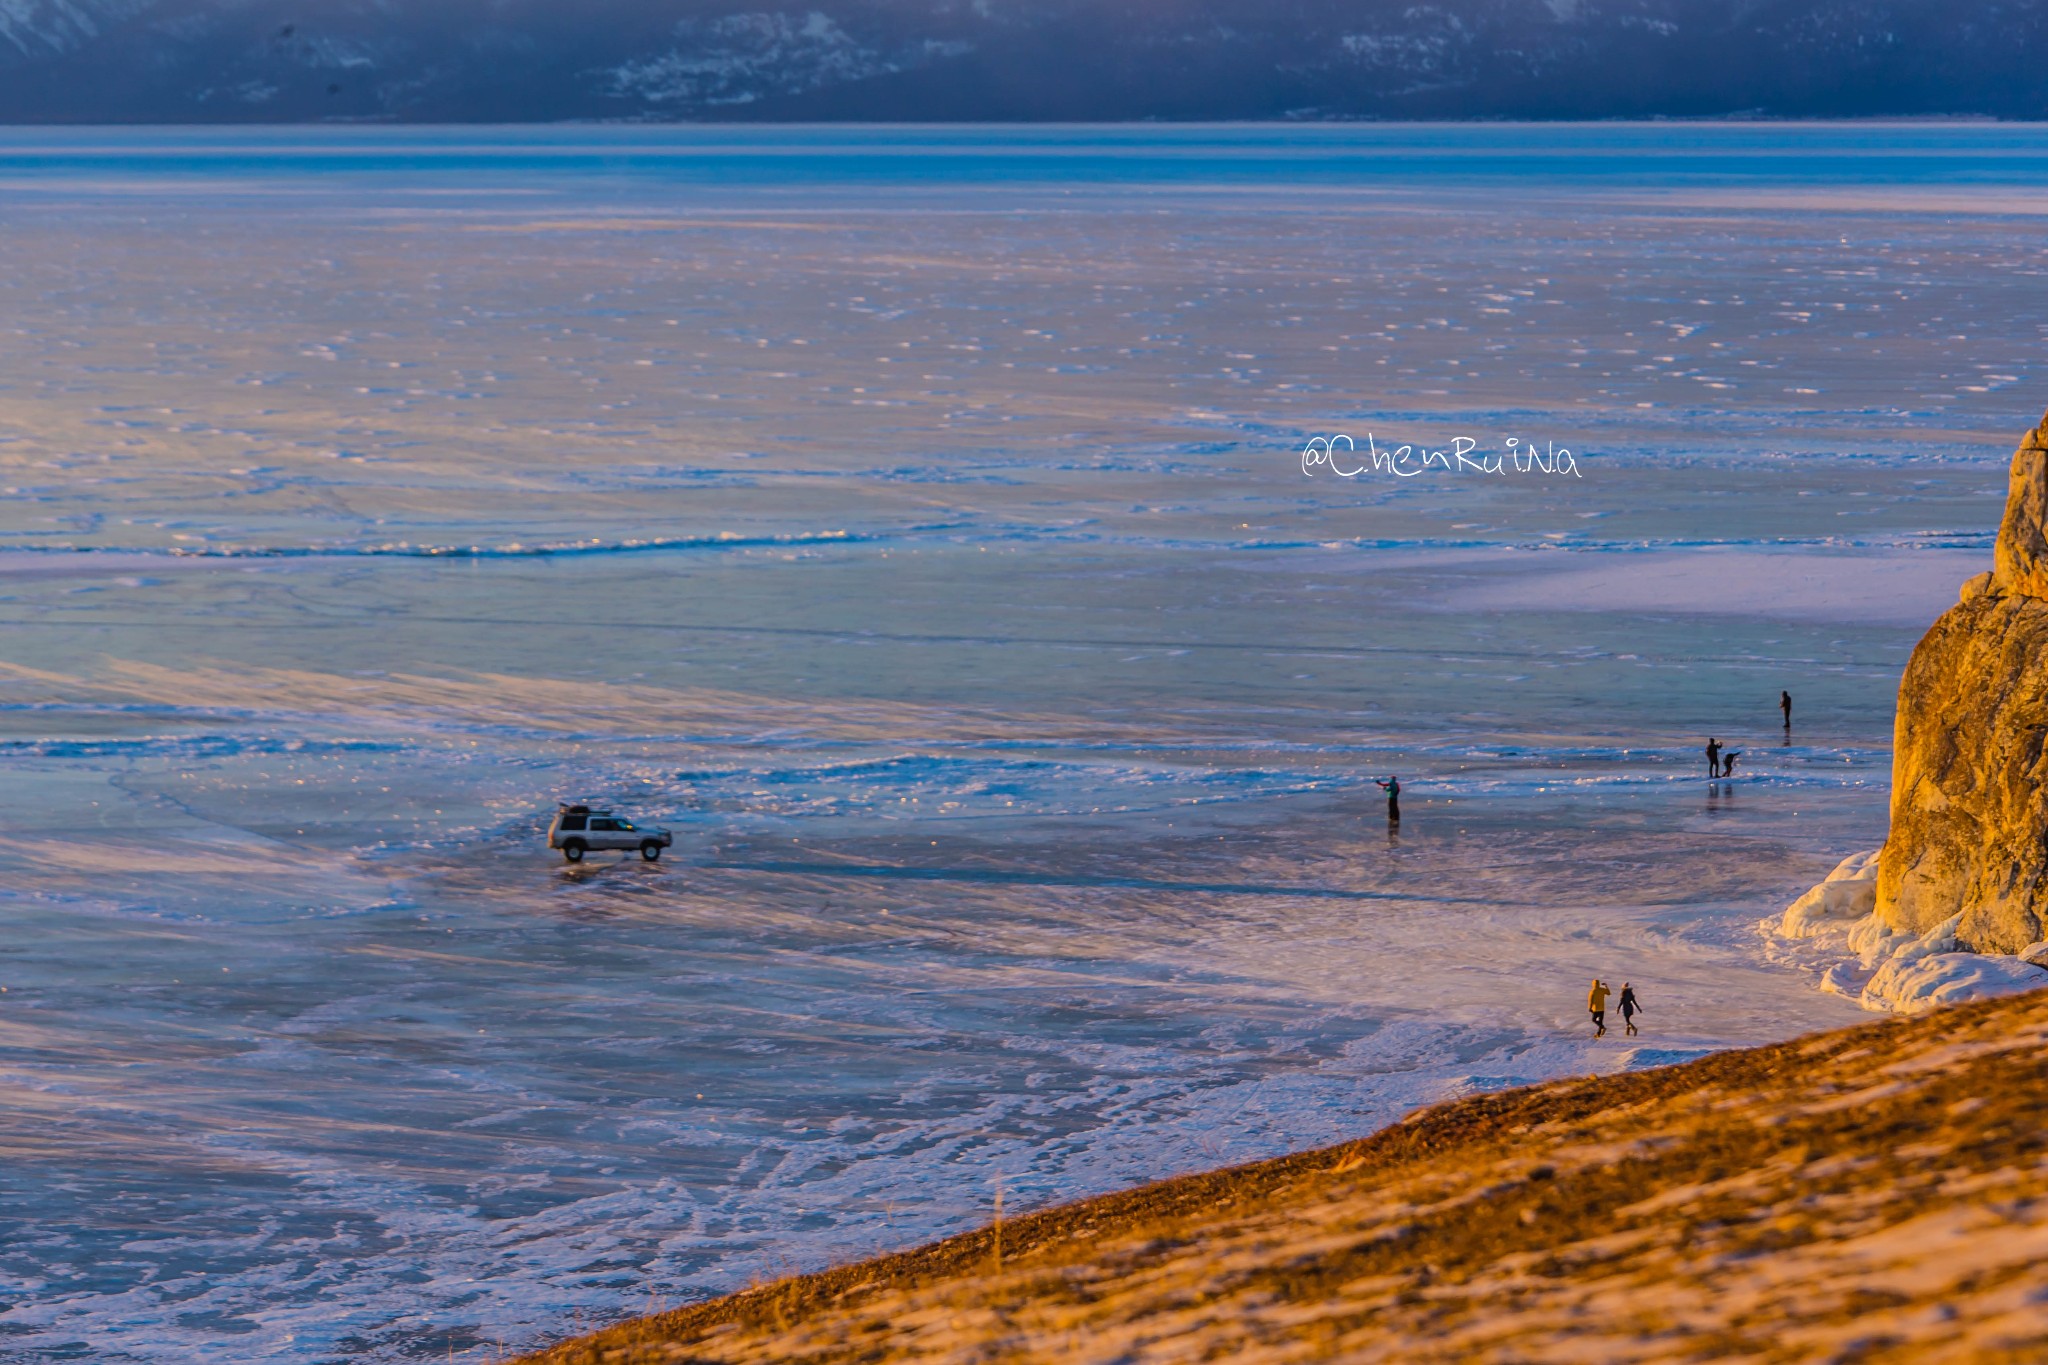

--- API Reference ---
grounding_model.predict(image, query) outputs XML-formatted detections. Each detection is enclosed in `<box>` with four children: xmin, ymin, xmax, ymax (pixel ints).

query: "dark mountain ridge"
<box><xmin>0</xmin><ymin>0</ymin><xmax>2044</xmax><ymax>122</ymax></box>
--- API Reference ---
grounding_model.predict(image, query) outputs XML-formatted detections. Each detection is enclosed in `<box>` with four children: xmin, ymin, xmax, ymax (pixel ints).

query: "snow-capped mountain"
<box><xmin>0</xmin><ymin>0</ymin><xmax>2042</xmax><ymax>121</ymax></box>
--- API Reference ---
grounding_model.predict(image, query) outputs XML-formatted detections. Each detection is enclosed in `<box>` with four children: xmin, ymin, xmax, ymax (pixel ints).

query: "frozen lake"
<box><xmin>0</xmin><ymin>124</ymin><xmax>2042</xmax><ymax>1361</ymax></box>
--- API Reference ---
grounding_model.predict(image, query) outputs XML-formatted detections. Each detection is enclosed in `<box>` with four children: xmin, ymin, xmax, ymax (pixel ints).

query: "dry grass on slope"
<box><xmin>519</xmin><ymin>988</ymin><xmax>2048</xmax><ymax>1365</ymax></box>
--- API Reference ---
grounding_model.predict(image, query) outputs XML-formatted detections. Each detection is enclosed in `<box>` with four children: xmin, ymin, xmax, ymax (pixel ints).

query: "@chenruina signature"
<box><xmin>1302</xmin><ymin>434</ymin><xmax>1581</xmax><ymax>478</ymax></box>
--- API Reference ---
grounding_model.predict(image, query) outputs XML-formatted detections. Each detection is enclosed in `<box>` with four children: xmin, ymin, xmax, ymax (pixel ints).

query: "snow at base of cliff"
<box><xmin>1761</xmin><ymin>850</ymin><xmax>2048</xmax><ymax>1014</ymax></box>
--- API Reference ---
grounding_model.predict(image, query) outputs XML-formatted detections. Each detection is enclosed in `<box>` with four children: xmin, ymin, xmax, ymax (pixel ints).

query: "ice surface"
<box><xmin>1431</xmin><ymin>548</ymin><xmax>1986</xmax><ymax>627</ymax></box>
<box><xmin>1</xmin><ymin>125</ymin><xmax>2044</xmax><ymax>1362</ymax></box>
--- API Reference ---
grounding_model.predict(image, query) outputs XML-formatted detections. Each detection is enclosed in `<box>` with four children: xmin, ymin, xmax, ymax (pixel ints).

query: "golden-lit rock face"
<box><xmin>1992</xmin><ymin>412</ymin><xmax>2048</xmax><ymax>600</ymax></box>
<box><xmin>1877</xmin><ymin>409</ymin><xmax>2048</xmax><ymax>952</ymax></box>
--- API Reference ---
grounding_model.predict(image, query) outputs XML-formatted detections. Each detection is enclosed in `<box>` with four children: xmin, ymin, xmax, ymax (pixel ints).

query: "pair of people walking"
<box><xmin>1586</xmin><ymin>979</ymin><xmax>1642</xmax><ymax>1037</ymax></box>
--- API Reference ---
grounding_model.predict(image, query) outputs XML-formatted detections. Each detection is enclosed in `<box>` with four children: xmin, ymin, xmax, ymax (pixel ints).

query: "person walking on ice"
<box><xmin>1705</xmin><ymin>737</ymin><xmax>1723</xmax><ymax>778</ymax></box>
<box><xmin>1619</xmin><ymin>982</ymin><xmax>1642</xmax><ymax>1036</ymax></box>
<box><xmin>1587</xmin><ymin>978</ymin><xmax>1610</xmax><ymax>1037</ymax></box>
<box><xmin>1781</xmin><ymin>690</ymin><xmax>1792</xmax><ymax>729</ymax></box>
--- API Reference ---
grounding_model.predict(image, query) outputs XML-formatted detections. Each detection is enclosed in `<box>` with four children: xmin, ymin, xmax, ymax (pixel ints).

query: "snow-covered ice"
<box><xmin>1</xmin><ymin>124</ymin><xmax>2045</xmax><ymax>1362</ymax></box>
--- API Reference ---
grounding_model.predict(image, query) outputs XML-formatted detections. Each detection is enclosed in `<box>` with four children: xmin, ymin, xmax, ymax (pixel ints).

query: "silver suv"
<box><xmin>548</xmin><ymin>804</ymin><xmax>673</xmax><ymax>863</ymax></box>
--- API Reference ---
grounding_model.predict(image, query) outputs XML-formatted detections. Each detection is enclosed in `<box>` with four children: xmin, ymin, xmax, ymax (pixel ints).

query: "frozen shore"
<box><xmin>1761</xmin><ymin>849</ymin><xmax>2048</xmax><ymax>1013</ymax></box>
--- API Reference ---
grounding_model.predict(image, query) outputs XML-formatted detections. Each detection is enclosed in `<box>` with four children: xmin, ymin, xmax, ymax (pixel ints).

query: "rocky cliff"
<box><xmin>1877</xmin><ymin>410</ymin><xmax>2048</xmax><ymax>955</ymax></box>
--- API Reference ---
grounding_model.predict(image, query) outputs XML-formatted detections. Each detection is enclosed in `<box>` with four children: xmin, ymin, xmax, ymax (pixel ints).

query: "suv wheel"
<box><xmin>640</xmin><ymin>841</ymin><xmax>662</xmax><ymax>861</ymax></box>
<box><xmin>562</xmin><ymin>839</ymin><xmax>586</xmax><ymax>863</ymax></box>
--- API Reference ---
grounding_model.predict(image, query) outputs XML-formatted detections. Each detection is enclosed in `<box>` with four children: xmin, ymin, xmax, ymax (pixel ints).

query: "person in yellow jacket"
<box><xmin>1587</xmin><ymin>978</ymin><xmax>1611</xmax><ymax>1037</ymax></box>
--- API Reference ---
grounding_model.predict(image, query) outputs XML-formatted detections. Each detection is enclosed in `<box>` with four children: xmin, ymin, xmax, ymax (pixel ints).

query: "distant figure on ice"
<box><xmin>1619</xmin><ymin>982</ymin><xmax>1642</xmax><ymax>1036</ymax></box>
<box><xmin>1781</xmin><ymin>690</ymin><xmax>1793</xmax><ymax>729</ymax></box>
<box><xmin>1587</xmin><ymin>978</ymin><xmax>1610</xmax><ymax>1037</ymax></box>
<box><xmin>1375</xmin><ymin>775</ymin><xmax>1401</xmax><ymax>823</ymax></box>
<box><xmin>1705</xmin><ymin>738</ymin><xmax>1723</xmax><ymax>778</ymax></box>
<box><xmin>1720</xmin><ymin>751</ymin><xmax>1741</xmax><ymax>778</ymax></box>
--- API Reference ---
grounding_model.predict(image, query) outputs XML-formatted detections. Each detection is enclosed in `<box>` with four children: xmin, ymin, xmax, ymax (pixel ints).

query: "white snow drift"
<box><xmin>1763</xmin><ymin>850</ymin><xmax>2048</xmax><ymax>1014</ymax></box>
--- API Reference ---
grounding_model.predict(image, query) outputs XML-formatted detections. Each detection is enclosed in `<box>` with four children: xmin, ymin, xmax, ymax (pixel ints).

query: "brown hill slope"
<box><xmin>519</xmin><ymin>989</ymin><xmax>2048</xmax><ymax>1365</ymax></box>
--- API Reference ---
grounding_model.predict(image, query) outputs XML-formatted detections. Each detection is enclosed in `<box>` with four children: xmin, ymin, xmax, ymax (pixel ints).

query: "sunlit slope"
<box><xmin>521</xmin><ymin>987</ymin><xmax>2048</xmax><ymax>1364</ymax></box>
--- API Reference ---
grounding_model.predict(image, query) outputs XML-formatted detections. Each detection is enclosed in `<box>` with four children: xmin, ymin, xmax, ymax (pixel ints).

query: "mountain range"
<box><xmin>0</xmin><ymin>0</ymin><xmax>2044</xmax><ymax>122</ymax></box>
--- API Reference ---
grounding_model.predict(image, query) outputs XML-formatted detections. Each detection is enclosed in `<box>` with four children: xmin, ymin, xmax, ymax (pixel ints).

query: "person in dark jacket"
<box><xmin>1619</xmin><ymin>982</ymin><xmax>1642</xmax><ymax>1036</ymax></box>
<box><xmin>1375</xmin><ymin>775</ymin><xmax>1401</xmax><ymax>823</ymax></box>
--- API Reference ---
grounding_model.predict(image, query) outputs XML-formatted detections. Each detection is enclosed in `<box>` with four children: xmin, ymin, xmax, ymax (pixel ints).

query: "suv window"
<box><xmin>559</xmin><ymin>813</ymin><xmax>587</xmax><ymax>831</ymax></box>
<box><xmin>590</xmin><ymin>818</ymin><xmax>619</xmax><ymax>831</ymax></box>
<box><xmin>614</xmin><ymin>819</ymin><xmax>636</xmax><ymax>831</ymax></box>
